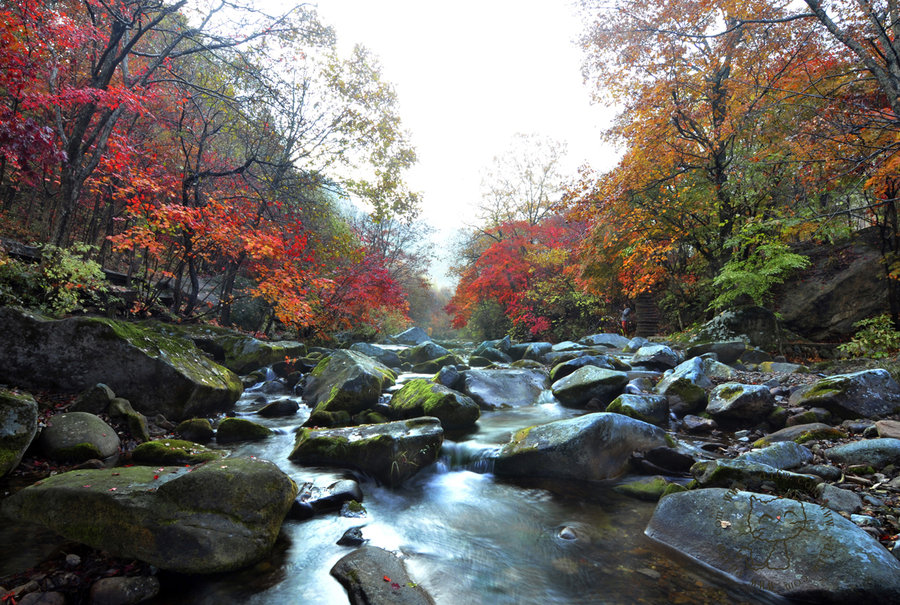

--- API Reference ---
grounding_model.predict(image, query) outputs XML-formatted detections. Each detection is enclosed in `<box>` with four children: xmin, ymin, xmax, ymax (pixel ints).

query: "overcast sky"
<box><xmin>311</xmin><ymin>0</ymin><xmax>620</xmax><ymax>286</ymax></box>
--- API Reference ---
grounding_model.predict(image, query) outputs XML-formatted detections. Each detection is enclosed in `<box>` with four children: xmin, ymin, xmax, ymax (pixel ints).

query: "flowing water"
<box><xmin>2</xmin><ymin>372</ymin><xmax>789</xmax><ymax>604</ymax></box>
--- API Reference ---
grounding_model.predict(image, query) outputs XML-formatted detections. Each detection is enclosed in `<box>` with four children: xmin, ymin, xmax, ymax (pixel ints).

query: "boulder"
<box><xmin>629</xmin><ymin>344</ymin><xmax>679</xmax><ymax>370</ymax></box>
<box><xmin>691</xmin><ymin>307</ymin><xmax>781</xmax><ymax>351</ymax></box>
<box><xmin>0</xmin><ymin>389</ymin><xmax>38</xmax><ymax>477</ymax></box>
<box><xmin>391</xmin><ymin>327</ymin><xmax>431</xmax><ymax>346</ymax></box>
<box><xmin>0</xmin><ymin>308</ymin><xmax>242</xmax><ymax>421</ymax></box>
<box><xmin>1</xmin><ymin>457</ymin><xmax>298</xmax><ymax>574</ymax></box>
<box><xmin>753</xmin><ymin>423</ymin><xmax>846</xmax><ymax>446</ymax></box>
<box><xmin>257</xmin><ymin>398</ymin><xmax>300</xmax><ymax>418</ymax></box>
<box><xmin>69</xmin><ymin>383</ymin><xmax>116</xmax><ymax>414</ymax></box>
<box><xmin>131</xmin><ymin>439</ymin><xmax>225</xmax><ymax>465</ymax></box>
<box><xmin>645</xmin><ymin>488</ymin><xmax>900</xmax><ymax>603</ymax></box>
<box><xmin>875</xmin><ymin>419</ymin><xmax>900</xmax><ymax>439</ymax></box>
<box><xmin>685</xmin><ymin>341</ymin><xmax>748</xmax><ymax>365</ymax></box>
<box><xmin>331</xmin><ymin>546</ymin><xmax>435</xmax><ymax>605</ymax></box>
<box><xmin>690</xmin><ymin>459</ymin><xmax>821</xmax><ymax>494</ymax></box>
<box><xmin>549</xmin><ymin>355</ymin><xmax>620</xmax><ymax>382</ymax></box>
<box><xmin>736</xmin><ymin>441</ymin><xmax>814</xmax><ymax>470</ymax></box>
<box><xmin>606</xmin><ymin>394</ymin><xmax>669</xmax><ymax>427</ymax></box>
<box><xmin>521</xmin><ymin>342</ymin><xmax>552</xmax><ymax>363</ymax></box>
<box><xmin>550</xmin><ymin>366</ymin><xmax>629</xmax><ymax>408</ymax></box>
<box><xmin>824</xmin><ymin>438</ymin><xmax>900</xmax><ymax>468</ymax></box>
<box><xmin>289</xmin><ymin>418</ymin><xmax>443</xmax><ymax>486</ymax></box>
<box><xmin>302</xmin><ymin>350</ymin><xmax>396</xmax><ymax>419</ymax></box>
<box><xmin>494</xmin><ymin>412</ymin><xmax>671</xmax><ymax>483</ymax></box>
<box><xmin>788</xmin><ymin>369</ymin><xmax>900</xmax><ymax>419</ymax></box>
<box><xmin>476</xmin><ymin>347</ymin><xmax>512</xmax><ymax>363</ymax></box>
<box><xmin>389</xmin><ymin>379</ymin><xmax>480</xmax><ymax>430</ymax></box>
<box><xmin>175</xmin><ymin>418</ymin><xmax>214</xmax><ymax>443</ymax></box>
<box><xmin>473</xmin><ymin>336</ymin><xmax>511</xmax><ymax>356</ymax></box>
<box><xmin>579</xmin><ymin>333</ymin><xmax>630</xmax><ymax>349</ymax></box>
<box><xmin>816</xmin><ymin>483</ymin><xmax>863</xmax><ymax>514</ymax></box>
<box><xmin>404</xmin><ymin>342</ymin><xmax>451</xmax><ymax>364</ymax></box>
<box><xmin>460</xmin><ymin>369</ymin><xmax>549</xmax><ymax>409</ymax></box>
<box><xmin>700</xmin><ymin>358</ymin><xmax>739</xmax><ymax>380</ymax></box>
<box><xmin>349</xmin><ymin>342</ymin><xmax>402</xmax><ymax>368</ymax></box>
<box><xmin>216</xmin><ymin>418</ymin><xmax>272</xmax><ymax>443</ymax></box>
<box><xmin>706</xmin><ymin>383</ymin><xmax>775</xmax><ymax>423</ymax></box>
<box><xmin>38</xmin><ymin>412</ymin><xmax>120</xmax><ymax>462</ymax></box>
<box><xmin>655</xmin><ymin>357</ymin><xmax>712</xmax><ymax>416</ymax></box>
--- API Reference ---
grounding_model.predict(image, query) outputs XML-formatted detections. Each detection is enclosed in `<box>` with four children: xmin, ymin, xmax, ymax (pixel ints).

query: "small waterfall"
<box><xmin>438</xmin><ymin>440</ymin><xmax>499</xmax><ymax>474</ymax></box>
<box><xmin>265</xmin><ymin>366</ymin><xmax>277</xmax><ymax>381</ymax></box>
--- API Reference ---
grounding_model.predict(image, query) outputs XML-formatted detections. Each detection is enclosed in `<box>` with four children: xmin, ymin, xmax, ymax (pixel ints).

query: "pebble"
<box><xmin>64</xmin><ymin>554</ymin><xmax>81</xmax><ymax>568</ymax></box>
<box><xmin>558</xmin><ymin>526</ymin><xmax>577</xmax><ymax>540</ymax></box>
<box><xmin>337</xmin><ymin>526</ymin><xmax>367</xmax><ymax>547</ymax></box>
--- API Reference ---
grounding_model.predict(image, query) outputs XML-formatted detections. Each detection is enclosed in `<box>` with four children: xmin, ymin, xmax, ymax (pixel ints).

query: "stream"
<box><xmin>138</xmin><ymin>372</ymin><xmax>788</xmax><ymax>605</ymax></box>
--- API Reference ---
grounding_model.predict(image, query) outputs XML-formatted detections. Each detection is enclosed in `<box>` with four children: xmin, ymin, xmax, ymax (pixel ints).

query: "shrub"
<box><xmin>838</xmin><ymin>314</ymin><xmax>900</xmax><ymax>359</ymax></box>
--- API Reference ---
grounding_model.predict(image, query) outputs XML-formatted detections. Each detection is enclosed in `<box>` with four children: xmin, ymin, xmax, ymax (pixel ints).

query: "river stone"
<box><xmin>788</xmin><ymin>369</ymin><xmax>900</xmax><ymax>419</ymax></box>
<box><xmin>131</xmin><ymin>439</ymin><xmax>225</xmax><ymax>465</ymax></box>
<box><xmin>216</xmin><ymin>418</ymin><xmax>271</xmax><ymax>443</ymax></box>
<box><xmin>706</xmin><ymin>383</ymin><xmax>775</xmax><ymax>422</ymax></box>
<box><xmin>736</xmin><ymin>442</ymin><xmax>814</xmax><ymax>470</ymax></box>
<box><xmin>303</xmin><ymin>350</ymin><xmax>396</xmax><ymax>418</ymax></box>
<box><xmin>331</xmin><ymin>546</ymin><xmax>435</xmax><ymax>605</ymax></box>
<box><xmin>824</xmin><ymin>438</ymin><xmax>900</xmax><ymax>468</ymax></box>
<box><xmin>389</xmin><ymin>379</ymin><xmax>480</xmax><ymax>430</ymax></box>
<box><xmin>0</xmin><ymin>457</ymin><xmax>298</xmax><ymax>574</ymax></box>
<box><xmin>816</xmin><ymin>483</ymin><xmax>863</xmax><ymax>514</ymax></box>
<box><xmin>175</xmin><ymin>418</ymin><xmax>214</xmax><ymax>443</ymax></box>
<box><xmin>522</xmin><ymin>342</ymin><xmax>552</xmax><ymax>363</ymax></box>
<box><xmin>405</xmin><ymin>342</ymin><xmax>451</xmax><ymax>364</ymax></box>
<box><xmin>645</xmin><ymin>488</ymin><xmax>900</xmax><ymax>602</ymax></box>
<box><xmin>753</xmin><ymin>423</ymin><xmax>846</xmax><ymax>446</ymax></box>
<box><xmin>257</xmin><ymin>398</ymin><xmax>300</xmax><ymax>418</ymax></box>
<box><xmin>685</xmin><ymin>341</ymin><xmax>748</xmax><ymax>365</ymax></box>
<box><xmin>606</xmin><ymin>394</ymin><xmax>669</xmax><ymax>427</ymax></box>
<box><xmin>580</xmin><ymin>333</ymin><xmax>630</xmax><ymax>349</ymax></box>
<box><xmin>655</xmin><ymin>357</ymin><xmax>712</xmax><ymax>416</ymax></box>
<box><xmin>473</xmin><ymin>335</ymin><xmax>511</xmax><ymax>356</ymax></box>
<box><xmin>758</xmin><ymin>361</ymin><xmax>808</xmax><ymax>374</ymax></box>
<box><xmin>551</xmin><ymin>366</ymin><xmax>629</xmax><ymax>408</ymax></box>
<box><xmin>701</xmin><ymin>358</ymin><xmax>739</xmax><ymax>380</ymax></box>
<box><xmin>477</xmin><ymin>347</ymin><xmax>512</xmax><ymax>363</ymax></box>
<box><xmin>0</xmin><ymin>308</ymin><xmax>242</xmax><ymax>421</ymax></box>
<box><xmin>288</xmin><ymin>418</ymin><xmax>443</xmax><ymax>486</ymax></box>
<box><xmin>549</xmin><ymin>355</ymin><xmax>619</xmax><ymax>382</ymax></box>
<box><xmin>494</xmin><ymin>412</ymin><xmax>671</xmax><ymax>483</ymax></box>
<box><xmin>108</xmin><ymin>397</ymin><xmax>150</xmax><ymax>443</ymax></box>
<box><xmin>392</xmin><ymin>327</ymin><xmax>431</xmax><ymax>345</ymax></box>
<box><xmin>0</xmin><ymin>389</ymin><xmax>38</xmax><ymax>477</ymax></box>
<box><xmin>38</xmin><ymin>412</ymin><xmax>120</xmax><ymax>462</ymax></box>
<box><xmin>349</xmin><ymin>342</ymin><xmax>402</xmax><ymax>368</ymax></box>
<box><xmin>69</xmin><ymin>383</ymin><xmax>115</xmax><ymax>414</ymax></box>
<box><xmin>89</xmin><ymin>576</ymin><xmax>160</xmax><ymax>605</ymax></box>
<box><xmin>690</xmin><ymin>459</ymin><xmax>821</xmax><ymax>494</ymax></box>
<box><xmin>630</xmin><ymin>344</ymin><xmax>679</xmax><ymax>370</ymax></box>
<box><xmin>460</xmin><ymin>369</ymin><xmax>549</xmax><ymax>409</ymax></box>
<box><xmin>875</xmin><ymin>419</ymin><xmax>900</xmax><ymax>439</ymax></box>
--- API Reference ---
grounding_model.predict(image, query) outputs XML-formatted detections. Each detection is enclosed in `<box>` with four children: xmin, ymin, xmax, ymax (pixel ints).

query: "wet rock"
<box><xmin>522</xmin><ymin>342</ymin><xmax>552</xmax><ymax>363</ymax></box>
<box><xmin>391</xmin><ymin>327</ymin><xmax>431</xmax><ymax>346</ymax></box>
<box><xmin>38</xmin><ymin>412</ymin><xmax>120</xmax><ymax>463</ymax></box>
<box><xmin>19</xmin><ymin>593</ymin><xmax>65</xmax><ymax>605</ymax></box>
<box><xmin>736</xmin><ymin>441</ymin><xmax>813</xmax><ymax>470</ymax></box>
<box><xmin>435</xmin><ymin>366</ymin><xmax>462</xmax><ymax>390</ymax></box>
<box><xmin>337</xmin><ymin>526</ymin><xmax>367</xmax><ymax>547</ymax></box>
<box><xmin>786</xmin><ymin>407</ymin><xmax>832</xmax><ymax>427</ymax></box>
<box><xmin>89</xmin><ymin>576</ymin><xmax>160</xmax><ymax>605</ymax></box>
<box><xmin>630</xmin><ymin>344</ymin><xmax>679</xmax><ymax>370</ymax></box>
<box><xmin>796</xmin><ymin>464</ymin><xmax>842</xmax><ymax>481</ymax></box>
<box><xmin>70</xmin><ymin>383</ymin><xmax>116</xmax><ymax>414</ymax></box>
<box><xmin>460</xmin><ymin>369</ymin><xmax>549</xmax><ymax>409</ymax></box>
<box><xmin>341</xmin><ymin>500</ymin><xmax>367</xmax><ymax>518</ymax></box>
<box><xmin>579</xmin><ymin>333</ymin><xmax>630</xmax><ymax>349</ymax></box>
<box><xmin>0</xmin><ymin>389</ymin><xmax>38</xmax><ymax>477</ymax></box>
<box><xmin>550</xmin><ymin>366</ymin><xmax>629</xmax><ymax>409</ymax></box>
<box><xmin>349</xmin><ymin>342</ymin><xmax>402</xmax><ymax>368</ymax></box>
<box><xmin>706</xmin><ymin>383</ymin><xmax>775</xmax><ymax>423</ymax></box>
<box><xmin>685</xmin><ymin>341</ymin><xmax>747</xmax><ymax>365</ymax></box>
<box><xmin>875</xmin><ymin>419</ymin><xmax>900</xmax><ymax>439</ymax></box>
<box><xmin>825</xmin><ymin>438</ymin><xmax>900</xmax><ymax>468</ymax></box>
<box><xmin>682</xmin><ymin>415</ymin><xmax>717</xmax><ymax>433</ymax></box>
<box><xmin>330</xmin><ymin>546</ymin><xmax>435</xmax><ymax>605</ymax></box>
<box><xmin>257</xmin><ymin>398</ymin><xmax>300</xmax><ymax>418</ymax></box>
<box><xmin>302</xmin><ymin>350</ymin><xmax>396</xmax><ymax>423</ymax></box>
<box><xmin>289</xmin><ymin>418</ymin><xmax>443</xmax><ymax>486</ymax></box>
<box><xmin>789</xmin><ymin>369</ymin><xmax>900</xmax><ymax>419</ymax></box>
<box><xmin>690</xmin><ymin>459</ymin><xmax>821</xmax><ymax>494</ymax></box>
<box><xmin>645</xmin><ymin>488</ymin><xmax>900</xmax><ymax>603</ymax></box>
<box><xmin>549</xmin><ymin>355</ymin><xmax>622</xmax><ymax>382</ymax></box>
<box><xmin>174</xmin><ymin>418</ymin><xmax>214</xmax><ymax>444</ymax></box>
<box><xmin>216</xmin><ymin>418</ymin><xmax>272</xmax><ymax>443</ymax></box>
<box><xmin>108</xmin><ymin>398</ymin><xmax>150</xmax><ymax>443</ymax></box>
<box><xmin>606</xmin><ymin>393</ymin><xmax>669</xmax><ymax>427</ymax></box>
<box><xmin>405</xmin><ymin>342</ymin><xmax>451</xmax><ymax>365</ymax></box>
<box><xmin>753</xmin><ymin>423</ymin><xmax>846</xmax><ymax>446</ymax></box>
<box><xmin>1</xmin><ymin>458</ymin><xmax>298</xmax><ymax>574</ymax></box>
<box><xmin>131</xmin><ymin>439</ymin><xmax>225</xmax><ymax>465</ymax></box>
<box><xmin>613</xmin><ymin>476</ymin><xmax>686</xmax><ymax>501</ymax></box>
<box><xmin>477</xmin><ymin>347</ymin><xmax>512</xmax><ymax>363</ymax></box>
<box><xmin>816</xmin><ymin>483</ymin><xmax>863</xmax><ymax>514</ymax></box>
<box><xmin>494</xmin><ymin>412</ymin><xmax>670</xmax><ymax>483</ymax></box>
<box><xmin>389</xmin><ymin>379</ymin><xmax>480</xmax><ymax>430</ymax></box>
<box><xmin>412</xmin><ymin>354</ymin><xmax>463</xmax><ymax>374</ymax></box>
<box><xmin>0</xmin><ymin>308</ymin><xmax>242</xmax><ymax>421</ymax></box>
<box><xmin>655</xmin><ymin>357</ymin><xmax>712</xmax><ymax>416</ymax></box>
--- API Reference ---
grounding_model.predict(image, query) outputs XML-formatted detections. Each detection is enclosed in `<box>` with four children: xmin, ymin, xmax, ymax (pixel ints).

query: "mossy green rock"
<box><xmin>0</xmin><ymin>389</ymin><xmax>39</xmax><ymax>477</ymax></box>
<box><xmin>614</xmin><ymin>476</ymin><xmax>685</xmax><ymax>501</ymax></box>
<box><xmin>0</xmin><ymin>308</ymin><xmax>242</xmax><ymax>421</ymax></box>
<box><xmin>551</xmin><ymin>366</ymin><xmax>629</xmax><ymax>408</ymax></box>
<box><xmin>706</xmin><ymin>383</ymin><xmax>775</xmax><ymax>422</ymax></box>
<box><xmin>38</xmin><ymin>412</ymin><xmax>120</xmax><ymax>462</ymax></box>
<box><xmin>646</xmin><ymin>488</ymin><xmax>900</xmax><ymax>602</ymax></box>
<box><xmin>289</xmin><ymin>418</ymin><xmax>443</xmax><ymax>486</ymax></box>
<box><xmin>216</xmin><ymin>418</ymin><xmax>272</xmax><ymax>443</ymax></box>
<box><xmin>389</xmin><ymin>379</ymin><xmax>480</xmax><ymax>430</ymax></box>
<box><xmin>753</xmin><ymin>423</ymin><xmax>847</xmax><ymax>447</ymax></box>
<box><xmin>606</xmin><ymin>393</ymin><xmax>670</xmax><ymax>426</ymax></box>
<box><xmin>690</xmin><ymin>458</ymin><xmax>821</xmax><ymax>494</ymax></box>
<box><xmin>303</xmin><ymin>350</ymin><xmax>396</xmax><ymax>418</ymax></box>
<box><xmin>0</xmin><ymin>457</ymin><xmax>297</xmax><ymax>573</ymax></box>
<box><xmin>108</xmin><ymin>397</ymin><xmax>150</xmax><ymax>443</ymax></box>
<box><xmin>788</xmin><ymin>369</ymin><xmax>900</xmax><ymax>419</ymax></box>
<box><xmin>175</xmin><ymin>418</ymin><xmax>214</xmax><ymax>443</ymax></box>
<box><xmin>494</xmin><ymin>412</ymin><xmax>670</xmax><ymax>483</ymax></box>
<box><xmin>131</xmin><ymin>439</ymin><xmax>225</xmax><ymax>465</ymax></box>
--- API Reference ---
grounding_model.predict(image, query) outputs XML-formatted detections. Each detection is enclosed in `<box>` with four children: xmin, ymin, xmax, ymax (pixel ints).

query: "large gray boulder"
<box><xmin>349</xmin><ymin>342</ymin><xmax>402</xmax><ymax>368</ymax></box>
<box><xmin>389</xmin><ymin>379</ymin><xmax>480</xmax><ymax>430</ymax></box>
<box><xmin>579</xmin><ymin>333</ymin><xmax>630</xmax><ymax>349</ymax></box>
<box><xmin>392</xmin><ymin>327</ymin><xmax>431</xmax><ymax>345</ymax></box>
<box><xmin>655</xmin><ymin>357</ymin><xmax>712</xmax><ymax>416</ymax></box>
<box><xmin>685</xmin><ymin>341</ymin><xmax>748</xmax><ymax>365</ymax></box>
<box><xmin>0</xmin><ymin>308</ymin><xmax>242</xmax><ymax>420</ymax></box>
<box><xmin>645</xmin><ymin>488</ymin><xmax>900</xmax><ymax>603</ymax></box>
<box><xmin>331</xmin><ymin>546</ymin><xmax>435</xmax><ymax>605</ymax></box>
<box><xmin>788</xmin><ymin>369</ymin><xmax>900</xmax><ymax>419</ymax></box>
<box><xmin>38</xmin><ymin>412</ymin><xmax>120</xmax><ymax>462</ymax></box>
<box><xmin>606</xmin><ymin>393</ymin><xmax>669</xmax><ymax>427</ymax></box>
<box><xmin>460</xmin><ymin>369</ymin><xmax>549</xmax><ymax>409</ymax></box>
<box><xmin>1</xmin><ymin>457</ymin><xmax>298</xmax><ymax>574</ymax></box>
<box><xmin>404</xmin><ymin>341</ymin><xmax>451</xmax><ymax>364</ymax></box>
<box><xmin>494</xmin><ymin>412</ymin><xmax>671</xmax><ymax>482</ymax></box>
<box><xmin>629</xmin><ymin>344</ymin><xmax>679</xmax><ymax>370</ymax></box>
<box><xmin>0</xmin><ymin>389</ymin><xmax>38</xmax><ymax>477</ymax></box>
<box><xmin>550</xmin><ymin>366</ymin><xmax>629</xmax><ymax>408</ymax></box>
<box><xmin>706</xmin><ymin>383</ymin><xmax>775</xmax><ymax>423</ymax></box>
<box><xmin>303</xmin><ymin>350</ymin><xmax>396</xmax><ymax>424</ymax></box>
<box><xmin>736</xmin><ymin>441</ymin><xmax>814</xmax><ymax>470</ymax></box>
<box><xmin>289</xmin><ymin>418</ymin><xmax>443</xmax><ymax>486</ymax></box>
<box><xmin>691</xmin><ymin>307</ymin><xmax>781</xmax><ymax>351</ymax></box>
<box><xmin>825</xmin><ymin>438</ymin><xmax>900</xmax><ymax>468</ymax></box>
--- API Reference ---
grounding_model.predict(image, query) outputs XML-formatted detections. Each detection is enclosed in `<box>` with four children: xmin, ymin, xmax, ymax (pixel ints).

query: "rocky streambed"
<box><xmin>2</xmin><ymin>311</ymin><xmax>900</xmax><ymax>604</ymax></box>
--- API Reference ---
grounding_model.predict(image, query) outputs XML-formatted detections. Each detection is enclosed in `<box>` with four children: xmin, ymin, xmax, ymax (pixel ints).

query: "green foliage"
<box><xmin>837</xmin><ymin>314</ymin><xmax>900</xmax><ymax>359</ymax></box>
<box><xmin>464</xmin><ymin>300</ymin><xmax>511</xmax><ymax>341</ymax></box>
<box><xmin>710</xmin><ymin>222</ymin><xmax>810</xmax><ymax>310</ymax></box>
<box><xmin>0</xmin><ymin>244</ymin><xmax>110</xmax><ymax>316</ymax></box>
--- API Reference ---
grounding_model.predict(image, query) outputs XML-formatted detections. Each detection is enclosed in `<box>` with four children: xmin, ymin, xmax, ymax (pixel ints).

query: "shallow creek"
<box><xmin>143</xmin><ymin>372</ymin><xmax>787</xmax><ymax>605</ymax></box>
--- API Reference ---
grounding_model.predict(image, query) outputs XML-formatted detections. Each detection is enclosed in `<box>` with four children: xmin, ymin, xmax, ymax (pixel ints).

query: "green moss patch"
<box><xmin>132</xmin><ymin>439</ymin><xmax>225</xmax><ymax>465</ymax></box>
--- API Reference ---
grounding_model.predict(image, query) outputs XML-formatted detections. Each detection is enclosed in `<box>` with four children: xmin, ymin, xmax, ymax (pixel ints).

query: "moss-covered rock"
<box><xmin>606</xmin><ymin>393</ymin><xmax>669</xmax><ymax>426</ymax></box>
<box><xmin>613</xmin><ymin>476</ymin><xmax>685</xmax><ymax>501</ymax></box>
<box><xmin>175</xmin><ymin>418</ymin><xmax>214</xmax><ymax>443</ymax></box>
<box><xmin>38</xmin><ymin>412</ymin><xmax>120</xmax><ymax>462</ymax></box>
<box><xmin>690</xmin><ymin>458</ymin><xmax>821</xmax><ymax>494</ymax></box>
<box><xmin>216</xmin><ymin>417</ymin><xmax>272</xmax><ymax>443</ymax></box>
<box><xmin>0</xmin><ymin>389</ymin><xmax>39</xmax><ymax>477</ymax></box>
<box><xmin>788</xmin><ymin>369</ymin><xmax>900</xmax><ymax>419</ymax></box>
<box><xmin>108</xmin><ymin>397</ymin><xmax>150</xmax><ymax>443</ymax></box>
<box><xmin>706</xmin><ymin>383</ymin><xmax>775</xmax><ymax>423</ymax></box>
<box><xmin>131</xmin><ymin>439</ymin><xmax>225</xmax><ymax>465</ymax></box>
<box><xmin>655</xmin><ymin>357</ymin><xmax>712</xmax><ymax>416</ymax></box>
<box><xmin>389</xmin><ymin>379</ymin><xmax>480</xmax><ymax>430</ymax></box>
<box><xmin>550</xmin><ymin>366</ymin><xmax>629</xmax><ymax>409</ymax></box>
<box><xmin>0</xmin><ymin>308</ymin><xmax>242</xmax><ymax>421</ymax></box>
<box><xmin>288</xmin><ymin>418</ymin><xmax>443</xmax><ymax>486</ymax></box>
<box><xmin>753</xmin><ymin>423</ymin><xmax>847</xmax><ymax>447</ymax></box>
<box><xmin>302</xmin><ymin>350</ymin><xmax>396</xmax><ymax>421</ymax></box>
<box><xmin>0</xmin><ymin>457</ymin><xmax>297</xmax><ymax>574</ymax></box>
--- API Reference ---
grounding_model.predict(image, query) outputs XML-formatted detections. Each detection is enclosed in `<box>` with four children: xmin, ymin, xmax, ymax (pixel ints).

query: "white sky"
<box><xmin>311</xmin><ymin>0</ymin><xmax>620</xmax><ymax>286</ymax></box>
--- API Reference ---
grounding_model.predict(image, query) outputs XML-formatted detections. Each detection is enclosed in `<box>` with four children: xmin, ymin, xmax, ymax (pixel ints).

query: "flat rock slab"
<box><xmin>331</xmin><ymin>546</ymin><xmax>434</xmax><ymax>605</ymax></box>
<box><xmin>646</xmin><ymin>488</ymin><xmax>900</xmax><ymax>603</ymax></box>
<box><xmin>460</xmin><ymin>369</ymin><xmax>549</xmax><ymax>409</ymax></box>
<box><xmin>789</xmin><ymin>369</ymin><xmax>900</xmax><ymax>419</ymax></box>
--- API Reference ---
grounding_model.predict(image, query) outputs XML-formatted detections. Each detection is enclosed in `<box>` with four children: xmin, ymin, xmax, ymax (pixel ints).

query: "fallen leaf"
<box><xmin>718</xmin><ymin>520</ymin><xmax>731</xmax><ymax>529</ymax></box>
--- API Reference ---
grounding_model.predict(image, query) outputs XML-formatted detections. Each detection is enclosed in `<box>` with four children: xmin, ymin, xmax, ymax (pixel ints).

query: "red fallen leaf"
<box><xmin>108</xmin><ymin>487</ymin><xmax>117</xmax><ymax>491</ymax></box>
<box><xmin>153</xmin><ymin>475</ymin><xmax>159</xmax><ymax>480</ymax></box>
<box><xmin>82</xmin><ymin>485</ymin><xmax>91</xmax><ymax>488</ymax></box>
<box><xmin>383</xmin><ymin>576</ymin><xmax>391</xmax><ymax>582</ymax></box>
<box><xmin>391</xmin><ymin>582</ymin><xmax>400</xmax><ymax>590</ymax></box>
